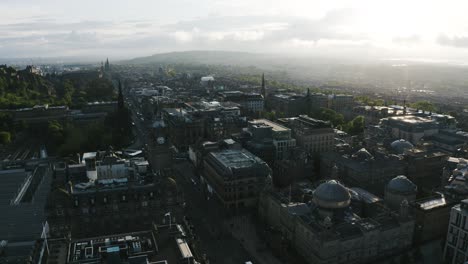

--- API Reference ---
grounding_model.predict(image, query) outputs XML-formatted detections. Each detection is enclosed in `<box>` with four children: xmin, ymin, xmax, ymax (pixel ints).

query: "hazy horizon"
<box><xmin>3</xmin><ymin>0</ymin><xmax>468</xmax><ymax>63</ymax></box>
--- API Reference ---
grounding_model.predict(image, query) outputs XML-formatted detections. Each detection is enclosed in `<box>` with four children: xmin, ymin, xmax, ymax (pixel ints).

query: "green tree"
<box><xmin>47</xmin><ymin>120</ymin><xmax>64</xmax><ymax>152</ymax></box>
<box><xmin>411</xmin><ymin>100</ymin><xmax>436</xmax><ymax>112</ymax></box>
<box><xmin>84</xmin><ymin>78</ymin><xmax>114</xmax><ymax>101</ymax></box>
<box><xmin>314</xmin><ymin>108</ymin><xmax>344</xmax><ymax>127</ymax></box>
<box><xmin>0</xmin><ymin>131</ymin><xmax>11</xmax><ymax>144</ymax></box>
<box><xmin>261</xmin><ymin>111</ymin><xmax>277</xmax><ymax>120</ymax></box>
<box><xmin>345</xmin><ymin>115</ymin><xmax>365</xmax><ymax>135</ymax></box>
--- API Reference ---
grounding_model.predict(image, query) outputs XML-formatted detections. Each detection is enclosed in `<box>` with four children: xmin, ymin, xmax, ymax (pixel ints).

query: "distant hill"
<box><xmin>124</xmin><ymin>50</ymin><xmax>278</xmax><ymax>66</ymax></box>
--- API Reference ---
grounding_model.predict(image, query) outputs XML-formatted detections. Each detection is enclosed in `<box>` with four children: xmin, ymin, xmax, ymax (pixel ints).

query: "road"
<box><xmin>124</xmin><ymin>82</ymin><xmax>281</xmax><ymax>264</ymax></box>
<box><xmin>174</xmin><ymin>161</ymin><xmax>254</xmax><ymax>264</ymax></box>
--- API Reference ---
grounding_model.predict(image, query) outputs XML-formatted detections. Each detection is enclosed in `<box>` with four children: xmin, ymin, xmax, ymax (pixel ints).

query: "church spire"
<box><xmin>105</xmin><ymin>58</ymin><xmax>110</xmax><ymax>71</ymax></box>
<box><xmin>118</xmin><ymin>80</ymin><xmax>124</xmax><ymax>110</ymax></box>
<box><xmin>261</xmin><ymin>73</ymin><xmax>266</xmax><ymax>98</ymax></box>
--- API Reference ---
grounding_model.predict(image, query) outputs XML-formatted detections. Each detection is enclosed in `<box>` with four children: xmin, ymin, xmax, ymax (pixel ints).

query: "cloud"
<box><xmin>0</xmin><ymin>11</ymin><xmax>370</xmax><ymax>59</ymax></box>
<box><xmin>392</xmin><ymin>35</ymin><xmax>421</xmax><ymax>45</ymax></box>
<box><xmin>437</xmin><ymin>34</ymin><xmax>468</xmax><ymax>48</ymax></box>
<box><xmin>0</xmin><ymin>6</ymin><xmax>457</xmax><ymax>60</ymax></box>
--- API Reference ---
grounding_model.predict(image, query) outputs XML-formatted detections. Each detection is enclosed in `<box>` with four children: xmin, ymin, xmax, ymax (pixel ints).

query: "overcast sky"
<box><xmin>2</xmin><ymin>0</ymin><xmax>468</xmax><ymax>62</ymax></box>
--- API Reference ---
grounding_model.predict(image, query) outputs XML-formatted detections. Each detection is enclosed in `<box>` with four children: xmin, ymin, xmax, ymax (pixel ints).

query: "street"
<box><xmin>125</xmin><ymin>85</ymin><xmax>281</xmax><ymax>264</ymax></box>
<box><xmin>174</xmin><ymin>161</ymin><xmax>254</xmax><ymax>264</ymax></box>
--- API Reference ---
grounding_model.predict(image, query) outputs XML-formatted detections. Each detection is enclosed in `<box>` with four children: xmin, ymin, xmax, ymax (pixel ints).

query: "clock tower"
<box><xmin>148</xmin><ymin>117</ymin><xmax>173</xmax><ymax>173</ymax></box>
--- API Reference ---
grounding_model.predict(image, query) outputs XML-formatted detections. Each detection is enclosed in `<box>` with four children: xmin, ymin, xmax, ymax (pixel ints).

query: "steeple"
<box><xmin>105</xmin><ymin>58</ymin><xmax>110</xmax><ymax>71</ymax></box>
<box><xmin>118</xmin><ymin>80</ymin><xmax>124</xmax><ymax>110</ymax></box>
<box><xmin>403</xmin><ymin>99</ymin><xmax>407</xmax><ymax>115</ymax></box>
<box><xmin>261</xmin><ymin>73</ymin><xmax>266</xmax><ymax>98</ymax></box>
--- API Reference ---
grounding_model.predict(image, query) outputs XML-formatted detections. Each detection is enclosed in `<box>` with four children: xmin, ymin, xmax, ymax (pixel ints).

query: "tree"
<box><xmin>85</xmin><ymin>78</ymin><xmax>114</xmax><ymax>101</ymax></box>
<box><xmin>345</xmin><ymin>115</ymin><xmax>365</xmax><ymax>135</ymax></box>
<box><xmin>0</xmin><ymin>131</ymin><xmax>11</xmax><ymax>144</ymax></box>
<box><xmin>411</xmin><ymin>100</ymin><xmax>436</xmax><ymax>112</ymax></box>
<box><xmin>314</xmin><ymin>108</ymin><xmax>344</xmax><ymax>127</ymax></box>
<box><xmin>47</xmin><ymin>120</ymin><xmax>64</xmax><ymax>152</ymax></box>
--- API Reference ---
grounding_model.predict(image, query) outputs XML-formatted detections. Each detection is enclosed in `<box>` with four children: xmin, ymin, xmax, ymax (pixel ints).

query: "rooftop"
<box><xmin>68</xmin><ymin>231</ymin><xmax>158</xmax><ymax>264</ymax></box>
<box><xmin>0</xmin><ymin>165</ymin><xmax>51</xmax><ymax>243</ymax></box>
<box><xmin>210</xmin><ymin>149</ymin><xmax>262</xmax><ymax>169</ymax></box>
<box><xmin>386</xmin><ymin>115</ymin><xmax>437</xmax><ymax>125</ymax></box>
<box><xmin>350</xmin><ymin>187</ymin><xmax>382</xmax><ymax>204</ymax></box>
<box><xmin>414</xmin><ymin>195</ymin><xmax>448</xmax><ymax>211</ymax></box>
<box><xmin>250</xmin><ymin>119</ymin><xmax>289</xmax><ymax>132</ymax></box>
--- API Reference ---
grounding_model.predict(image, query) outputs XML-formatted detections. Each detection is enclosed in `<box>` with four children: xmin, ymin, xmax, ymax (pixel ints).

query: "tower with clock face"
<box><xmin>157</xmin><ymin>136</ymin><xmax>165</xmax><ymax>145</ymax></box>
<box><xmin>149</xmin><ymin>118</ymin><xmax>172</xmax><ymax>172</ymax></box>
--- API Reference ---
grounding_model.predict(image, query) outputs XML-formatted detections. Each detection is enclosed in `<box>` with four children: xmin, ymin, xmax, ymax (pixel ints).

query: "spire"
<box><xmin>118</xmin><ymin>80</ymin><xmax>124</xmax><ymax>110</ymax></box>
<box><xmin>261</xmin><ymin>73</ymin><xmax>266</xmax><ymax>98</ymax></box>
<box><xmin>105</xmin><ymin>58</ymin><xmax>110</xmax><ymax>71</ymax></box>
<box><xmin>403</xmin><ymin>99</ymin><xmax>407</xmax><ymax>115</ymax></box>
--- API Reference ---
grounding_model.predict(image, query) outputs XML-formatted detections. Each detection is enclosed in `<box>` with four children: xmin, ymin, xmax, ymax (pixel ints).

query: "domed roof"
<box><xmin>390</xmin><ymin>139</ymin><xmax>414</xmax><ymax>154</ymax></box>
<box><xmin>352</xmin><ymin>148</ymin><xmax>374</xmax><ymax>161</ymax></box>
<box><xmin>386</xmin><ymin>175</ymin><xmax>417</xmax><ymax>194</ymax></box>
<box><xmin>313</xmin><ymin>180</ymin><xmax>351</xmax><ymax>209</ymax></box>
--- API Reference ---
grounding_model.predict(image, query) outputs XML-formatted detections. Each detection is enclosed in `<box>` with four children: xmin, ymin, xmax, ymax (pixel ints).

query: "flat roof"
<box><xmin>387</xmin><ymin>115</ymin><xmax>436</xmax><ymax>125</ymax></box>
<box><xmin>415</xmin><ymin>196</ymin><xmax>447</xmax><ymax>210</ymax></box>
<box><xmin>251</xmin><ymin>119</ymin><xmax>289</xmax><ymax>132</ymax></box>
<box><xmin>210</xmin><ymin>149</ymin><xmax>260</xmax><ymax>169</ymax></box>
<box><xmin>0</xmin><ymin>166</ymin><xmax>51</xmax><ymax>242</ymax></box>
<box><xmin>69</xmin><ymin>231</ymin><xmax>157</xmax><ymax>263</ymax></box>
<box><xmin>175</xmin><ymin>238</ymin><xmax>193</xmax><ymax>259</ymax></box>
<box><xmin>351</xmin><ymin>187</ymin><xmax>382</xmax><ymax>204</ymax></box>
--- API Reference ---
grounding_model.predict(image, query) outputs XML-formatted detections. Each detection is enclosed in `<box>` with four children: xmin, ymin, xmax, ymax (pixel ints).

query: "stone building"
<box><xmin>46</xmin><ymin>151</ymin><xmax>181</xmax><ymax>238</ymax></box>
<box><xmin>329</xmin><ymin>94</ymin><xmax>354</xmax><ymax>116</ymax></box>
<box><xmin>162</xmin><ymin>108</ymin><xmax>205</xmax><ymax>151</ymax></box>
<box><xmin>202</xmin><ymin>148</ymin><xmax>271</xmax><ymax>210</ymax></box>
<box><xmin>278</xmin><ymin>115</ymin><xmax>335</xmax><ymax>155</ymax></box>
<box><xmin>412</xmin><ymin>193</ymin><xmax>456</xmax><ymax>243</ymax></box>
<box><xmin>380</xmin><ymin>115</ymin><xmax>440</xmax><ymax>144</ymax></box>
<box><xmin>443</xmin><ymin>199</ymin><xmax>468</xmax><ymax>264</ymax></box>
<box><xmin>220</xmin><ymin>91</ymin><xmax>264</xmax><ymax>114</ymax></box>
<box><xmin>267</xmin><ymin>91</ymin><xmax>328</xmax><ymax>117</ymax></box>
<box><xmin>259</xmin><ymin>179</ymin><xmax>415</xmax><ymax>264</ymax></box>
<box><xmin>246</xmin><ymin>119</ymin><xmax>296</xmax><ymax>161</ymax></box>
<box><xmin>384</xmin><ymin>175</ymin><xmax>417</xmax><ymax>211</ymax></box>
<box><xmin>321</xmin><ymin>149</ymin><xmax>407</xmax><ymax>195</ymax></box>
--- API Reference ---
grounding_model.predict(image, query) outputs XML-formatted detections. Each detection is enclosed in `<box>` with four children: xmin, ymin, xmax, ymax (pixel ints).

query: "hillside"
<box><xmin>124</xmin><ymin>50</ymin><xmax>280</xmax><ymax>67</ymax></box>
<box><xmin>0</xmin><ymin>65</ymin><xmax>115</xmax><ymax>109</ymax></box>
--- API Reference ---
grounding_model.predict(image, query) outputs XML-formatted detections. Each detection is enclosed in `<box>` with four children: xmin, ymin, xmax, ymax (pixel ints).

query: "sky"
<box><xmin>2</xmin><ymin>0</ymin><xmax>468</xmax><ymax>62</ymax></box>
